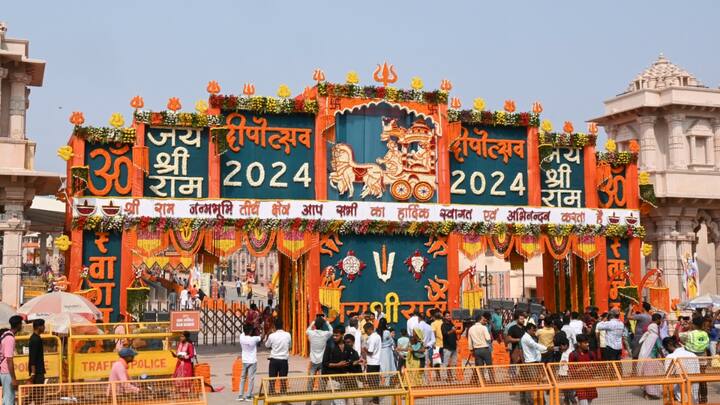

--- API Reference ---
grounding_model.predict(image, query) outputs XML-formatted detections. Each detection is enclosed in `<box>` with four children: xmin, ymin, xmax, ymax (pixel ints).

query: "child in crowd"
<box><xmin>569</xmin><ymin>334</ymin><xmax>597</xmax><ymax>405</ymax></box>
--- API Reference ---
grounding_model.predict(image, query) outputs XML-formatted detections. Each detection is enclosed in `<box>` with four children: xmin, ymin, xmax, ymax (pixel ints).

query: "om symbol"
<box><xmin>598</xmin><ymin>165</ymin><xmax>626</xmax><ymax>208</ymax></box>
<box><xmin>87</xmin><ymin>145</ymin><xmax>132</xmax><ymax>196</ymax></box>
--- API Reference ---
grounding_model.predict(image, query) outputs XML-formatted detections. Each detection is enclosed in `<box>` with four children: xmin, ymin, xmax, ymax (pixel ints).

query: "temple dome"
<box><xmin>626</xmin><ymin>53</ymin><xmax>703</xmax><ymax>92</ymax></box>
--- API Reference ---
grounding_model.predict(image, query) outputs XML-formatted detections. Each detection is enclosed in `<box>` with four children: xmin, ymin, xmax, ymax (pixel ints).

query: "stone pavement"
<box><xmin>198</xmin><ymin>344</ymin><xmax>308</xmax><ymax>404</ymax></box>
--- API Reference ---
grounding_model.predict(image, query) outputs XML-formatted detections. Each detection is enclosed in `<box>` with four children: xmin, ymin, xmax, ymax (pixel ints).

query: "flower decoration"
<box><xmin>639</xmin><ymin>171</ymin><xmax>650</xmax><ymax>185</ymax></box>
<box><xmin>605</xmin><ymin>139</ymin><xmax>617</xmax><ymax>152</ymax></box>
<box><xmin>73</xmin><ymin>126</ymin><xmax>136</xmax><ymax>144</ymax></box>
<box><xmin>108</xmin><ymin>113</ymin><xmax>125</xmax><ymax>128</ymax></box>
<box><xmin>540</xmin><ymin>119</ymin><xmax>553</xmax><ymax>133</ymax></box>
<box><xmin>313</xmin><ymin>68</ymin><xmax>326</xmax><ymax>83</ymax></box>
<box><xmin>54</xmin><ymin>235</ymin><xmax>72</xmax><ymax>252</ymax></box>
<box><xmin>336</xmin><ymin>250</ymin><xmax>365</xmax><ymax>282</ymax></box>
<box><xmin>167</xmin><ymin>97</ymin><xmax>182</xmax><ymax>111</ymax></box>
<box><xmin>641</xmin><ymin>243</ymin><xmax>653</xmax><ymax>257</ymax></box>
<box><xmin>80</xmin><ymin>266</ymin><xmax>89</xmax><ymax>279</ymax></box>
<box><xmin>277</xmin><ymin>84</ymin><xmax>291</xmax><ymax>98</ymax></box>
<box><xmin>57</xmin><ymin>145</ymin><xmax>74</xmax><ymax>161</ymax></box>
<box><xmin>563</xmin><ymin>121</ymin><xmax>574</xmax><ymax>134</ymax></box>
<box><xmin>69</xmin><ymin>111</ymin><xmax>85</xmax><ymax>126</ymax></box>
<box><xmin>504</xmin><ymin>100</ymin><xmax>516</xmax><ymax>113</ymax></box>
<box><xmin>243</xmin><ymin>83</ymin><xmax>256</xmax><ymax>96</ymax></box>
<box><xmin>133</xmin><ymin>110</ymin><xmax>221</xmax><ymax>128</ymax></box>
<box><xmin>317</xmin><ymin>82</ymin><xmax>447</xmax><ymax>105</ymax></box>
<box><xmin>130</xmin><ymin>96</ymin><xmax>144</xmax><ymax>109</ymax></box>
<box><xmin>404</xmin><ymin>250</ymin><xmax>429</xmax><ymax>281</ymax></box>
<box><xmin>410</xmin><ymin>76</ymin><xmax>424</xmax><ymax>90</ymax></box>
<box><xmin>345</xmin><ymin>71</ymin><xmax>360</xmax><ymax>85</ymax></box>
<box><xmin>629</xmin><ymin>139</ymin><xmax>640</xmax><ymax>153</ymax></box>
<box><xmin>195</xmin><ymin>100</ymin><xmax>208</xmax><ymax>114</ymax></box>
<box><xmin>588</xmin><ymin>122</ymin><xmax>598</xmax><ymax>135</ymax></box>
<box><xmin>440</xmin><ymin>79</ymin><xmax>452</xmax><ymax>92</ymax></box>
<box><xmin>473</xmin><ymin>98</ymin><xmax>486</xmax><ymax>111</ymax></box>
<box><xmin>206</xmin><ymin>80</ymin><xmax>221</xmax><ymax>95</ymax></box>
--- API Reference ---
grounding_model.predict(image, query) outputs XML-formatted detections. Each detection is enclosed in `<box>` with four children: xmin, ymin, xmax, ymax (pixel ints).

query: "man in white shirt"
<box><xmin>418</xmin><ymin>315</ymin><xmax>436</xmax><ymax>367</ymax></box>
<box><xmin>595</xmin><ymin>311</ymin><xmax>625</xmax><ymax>360</ymax></box>
<box><xmin>561</xmin><ymin>318</ymin><xmax>577</xmax><ymax>348</ymax></box>
<box><xmin>346</xmin><ymin>318</ymin><xmax>362</xmax><ymax>355</ymax></box>
<box><xmin>265</xmin><ymin>319</ymin><xmax>291</xmax><ymax>394</ymax></box>
<box><xmin>363</xmin><ymin>323</ymin><xmax>382</xmax><ymax>405</ymax></box>
<box><xmin>179</xmin><ymin>288</ymin><xmax>189</xmax><ymax>310</ymax></box>
<box><xmin>569</xmin><ymin>312</ymin><xmax>585</xmax><ymax>336</ymax></box>
<box><xmin>521</xmin><ymin>323</ymin><xmax>547</xmax><ymax>363</ymax></box>
<box><xmin>406</xmin><ymin>312</ymin><xmax>420</xmax><ymax>337</ymax></box>
<box><xmin>467</xmin><ymin>313</ymin><xmax>492</xmax><ymax>366</ymax></box>
<box><xmin>237</xmin><ymin>325</ymin><xmax>261</xmax><ymax>401</ymax></box>
<box><xmin>305</xmin><ymin>315</ymin><xmax>332</xmax><ymax>402</ymax></box>
<box><xmin>663</xmin><ymin>337</ymin><xmax>699</xmax><ymax>402</ymax></box>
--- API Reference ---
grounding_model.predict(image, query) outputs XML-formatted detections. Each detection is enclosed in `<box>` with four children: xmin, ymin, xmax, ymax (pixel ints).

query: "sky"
<box><xmin>4</xmin><ymin>0</ymin><xmax>720</xmax><ymax>174</ymax></box>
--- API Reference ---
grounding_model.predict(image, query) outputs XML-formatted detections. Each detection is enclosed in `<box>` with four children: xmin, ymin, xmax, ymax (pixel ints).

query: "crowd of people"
<box><xmin>229</xmin><ymin>301</ymin><xmax>718</xmax><ymax>404</ymax></box>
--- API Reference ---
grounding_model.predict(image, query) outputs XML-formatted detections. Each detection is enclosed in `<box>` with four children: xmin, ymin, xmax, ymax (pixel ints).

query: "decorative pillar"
<box><xmin>667</xmin><ymin>114</ymin><xmax>687</xmax><ymax>170</ymax></box>
<box><xmin>0</xmin><ymin>68</ymin><xmax>8</xmax><ymax>126</ymax></box>
<box><xmin>677</xmin><ymin>214</ymin><xmax>697</xmax><ymax>299</ymax></box>
<box><xmin>637</xmin><ymin>116</ymin><xmax>657</xmax><ymax>171</ymax></box>
<box><xmin>655</xmin><ymin>217</ymin><xmax>680</xmax><ymax>298</ymax></box>
<box><xmin>38</xmin><ymin>232</ymin><xmax>47</xmax><ymax>267</ymax></box>
<box><xmin>9</xmin><ymin>72</ymin><xmax>32</xmax><ymax>140</ymax></box>
<box><xmin>713</xmin><ymin>118</ymin><xmax>720</xmax><ymax>171</ymax></box>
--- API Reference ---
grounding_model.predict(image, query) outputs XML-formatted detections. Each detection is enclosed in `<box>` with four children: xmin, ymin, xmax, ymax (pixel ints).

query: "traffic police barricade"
<box><xmin>547</xmin><ymin>358</ymin><xmax>687</xmax><ymax>405</ymax></box>
<box><xmin>18</xmin><ymin>376</ymin><xmax>207</xmax><ymax>405</ymax></box>
<box><xmin>253</xmin><ymin>371</ymin><xmax>406</xmax><ymax>404</ymax></box>
<box><xmin>67</xmin><ymin>330</ymin><xmax>176</xmax><ymax>382</ymax></box>
<box><xmin>14</xmin><ymin>334</ymin><xmax>63</xmax><ymax>384</ymax></box>
<box><xmin>404</xmin><ymin>363</ymin><xmax>552</xmax><ymax>405</ymax></box>
<box><xmin>677</xmin><ymin>356</ymin><xmax>720</xmax><ymax>405</ymax></box>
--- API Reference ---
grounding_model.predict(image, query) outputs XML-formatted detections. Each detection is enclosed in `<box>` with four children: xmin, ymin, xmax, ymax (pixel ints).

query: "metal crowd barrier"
<box><xmin>676</xmin><ymin>356</ymin><xmax>720</xmax><ymax>405</ymax></box>
<box><xmin>18</xmin><ymin>376</ymin><xmax>206</xmax><ymax>405</ymax></box>
<box><xmin>13</xmin><ymin>334</ymin><xmax>63</xmax><ymax>384</ymax></box>
<box><xmin>253</xmin><ymin>371</ymin><xmax>406</xmax><ymax>404</ymax></box>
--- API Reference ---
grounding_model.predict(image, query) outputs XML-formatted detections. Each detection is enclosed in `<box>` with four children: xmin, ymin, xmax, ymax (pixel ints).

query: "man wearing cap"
<box><xmin>109</xmin><ymin>348</ymin><xmax>140</xmax><ymax>395</ymax></box>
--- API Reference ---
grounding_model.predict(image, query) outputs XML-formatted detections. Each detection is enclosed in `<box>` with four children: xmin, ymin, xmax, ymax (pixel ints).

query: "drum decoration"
<box><xmin>337</xmin><ymin>251</ymin><xmax>365</xmax><ymax>282</ymax></box>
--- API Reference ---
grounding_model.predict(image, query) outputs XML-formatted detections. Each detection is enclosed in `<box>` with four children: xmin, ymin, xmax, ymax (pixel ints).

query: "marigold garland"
<box><xmin>596</xmin><ymin>151</ymin><xmax>639</xmax><ymax>167</ymax></box>
<box><xmin>447</xmin><ymin>109</ymin><xmax>540</xmax><ymax>127</ymax></box>
<box><xmin>72</xmin><ymin>215</ymin><xmax>645</xmax><ymax>240</ymax></box>
<box><xmin>316</xmin><ymin>82</ymin><xmax>448</xmax><ymax>104</ymax></box>
<box><xmin>209</xmin><ymin>95</ymin><xmax>319</xmax><ymax>115</ymax></box>
<box><xmin>73</xmin><ymin>126</ymin><xmax>136</xmax><ymax>144</ymax></box>
<box><xmin>133</xmin><ymin>110</ymin><xmax>222</xmax><ymax>127</ymax></box>
<box><xmin>538</xmin><ymin>132</ymin><xmax>597</xmax><ymax>148</ymax></box>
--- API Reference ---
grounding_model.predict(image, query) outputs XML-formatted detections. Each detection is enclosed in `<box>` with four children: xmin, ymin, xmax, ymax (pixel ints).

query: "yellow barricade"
<box><xmin>547</xmin><ymin>358</ymin><xmax>686</xmax><ymax>405</ymax></box>
<box><xmin>676</xmin><ymin>356</ymin><xmax>720</xmax><ymax>405</ymax></box>
<box><xmin>253</xmin><ymin>371</ymin><xmax>406</xmax><ymax>404</ymax></box>
<box><xmin>13</xmin><ymin>334</ymin><xmax>62</xmax><ymax>384</ymax></box>
<box><xmin>18</xmin><ymin>376</ymin><xmax>207</xmax><ymax>405</ymax></box>
<box><xmin>68</xmin><ymin>332</ymin><xmax>176</xmax><ymax>382</ymax></box>
<box><xmin>69</xmin><ymin>321</ymin><xmax>172</xmax><ymax>336</ymax></box>
<box><xmin>404</xmin><ymin>363</ymin><xmax>553</xmax><ymax>405</ymax></box>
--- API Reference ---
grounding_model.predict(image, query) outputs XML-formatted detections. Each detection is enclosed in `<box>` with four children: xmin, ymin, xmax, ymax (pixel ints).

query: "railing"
<box><xmin>18</xmin><ymin>376</ymin><xmax>206</xmax><ymax>405</ymax></box>
<box><xmin>253</xmin><ymin>371</ymin><xmax>406</xmax><ymax>404</ymax></box>
<box><xmin>677</xmin><ymin>356</ymin><xmax>720</xmax><ymax>405</ymax></box>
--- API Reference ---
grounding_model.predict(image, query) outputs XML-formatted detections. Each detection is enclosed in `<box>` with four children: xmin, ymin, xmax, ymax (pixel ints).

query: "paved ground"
<box><xmin>199</xmin><ymin>344</ymin><xmax>308</xmax><ymax>404</ymax></box>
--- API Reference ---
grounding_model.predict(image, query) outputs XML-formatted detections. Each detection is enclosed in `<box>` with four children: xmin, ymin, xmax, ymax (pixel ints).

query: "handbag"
<box><xmin>431</xmin><ymin>346</ymin><xmax>442</xmax><ymax>366</ymax></box>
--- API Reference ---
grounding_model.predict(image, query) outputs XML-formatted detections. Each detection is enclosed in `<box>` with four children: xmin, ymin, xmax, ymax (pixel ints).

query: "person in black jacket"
<box><xmin>28</xmin><ymin>319</ymin><xmax>45</xmax><ymax>384</ymax></box>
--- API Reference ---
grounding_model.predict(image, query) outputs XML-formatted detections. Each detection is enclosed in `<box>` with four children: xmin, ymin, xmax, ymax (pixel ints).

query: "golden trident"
<box><xmin>373</xmin><ymin>62</ymin><xmax>398</xmax><ymax>87</ymax></box>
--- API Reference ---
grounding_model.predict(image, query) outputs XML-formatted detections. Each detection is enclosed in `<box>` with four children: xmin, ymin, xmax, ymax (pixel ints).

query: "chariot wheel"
<box><xmin>413</xmin><ymin>181</ymin><xmax>434</xmax><ymax>202</ymax></box>
<box><xmin>390</xmin><ymin>180</ymin><xmax>412</xmax><ymax>201</ymax></box>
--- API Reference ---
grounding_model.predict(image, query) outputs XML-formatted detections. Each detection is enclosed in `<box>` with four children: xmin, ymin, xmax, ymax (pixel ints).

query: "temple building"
<box><xmin>0</xmin><ymin>22</ymin><xmax>63</xmax><ymax>306</ymax></box>
<box><xmin>592</xmin><ymin>54</ymin><xmax>720</xmax><ymax>300</ymax></box>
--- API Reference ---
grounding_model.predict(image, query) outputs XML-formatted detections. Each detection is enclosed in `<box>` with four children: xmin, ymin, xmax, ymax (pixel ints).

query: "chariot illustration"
<box><xmin>330</xmin><ymin>117</ymin><xmax>437</xmax><ymax>202</ymax></box>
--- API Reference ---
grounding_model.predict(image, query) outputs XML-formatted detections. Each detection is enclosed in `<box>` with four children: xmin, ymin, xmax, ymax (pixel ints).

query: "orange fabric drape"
<box><xmin>244</xmin><ymin>228</ymin><xmax>277</xmax><ymax>258</ymax></box>
<box><xmin>277</xmin><ymin>230</ymin><xmax>318</xmax><ymax>262</ymax></box>
<box><xmin>487</xmin><ymin>233</ymin><xmax>515</xmax><ymax>259</ymax></box>
<box><xmin>458</xmin><ymin>234</ymin><xmax>487</xmax><ymax>260</ymax></box>
<box><xmin>204</xmin><ymin>226</ymin><xmax>244</xmax><ymax>258</ymax></box>
<box><xmin>168</xmin><ymin>228</ymin><xmax>206</xmax><ymax>257</ymax></box>
<box><xmin>572</xmin><ymin>235</ymin><xmax>602</xmax><ymax>261</ymax></box>
<box><xmin>541</xmin><ymin>234</ymin><xmax>573</xmax><ymax>260</ymax></box>
<box><xmin>514</xmin><ymin>235</ymin><xmax>544</xmax><ymax>259</ymax></box>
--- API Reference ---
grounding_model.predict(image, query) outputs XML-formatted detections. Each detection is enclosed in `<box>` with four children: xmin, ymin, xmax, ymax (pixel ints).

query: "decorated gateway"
<box><xmin>58</xmin><ymin>63</ymin><xmax>655</xmax><ymax>353</ymax></box>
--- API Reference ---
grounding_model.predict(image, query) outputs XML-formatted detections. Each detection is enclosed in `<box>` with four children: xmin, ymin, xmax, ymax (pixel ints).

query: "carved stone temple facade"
<box><xmin>593</xmin><ymin>54</ymin><xmax>720</xmax><ymax>300</ymax></box>
<box><xmin>0</xmin><ymin>23</ymin><xmax>62</xmax><ymax>306</ymax></box>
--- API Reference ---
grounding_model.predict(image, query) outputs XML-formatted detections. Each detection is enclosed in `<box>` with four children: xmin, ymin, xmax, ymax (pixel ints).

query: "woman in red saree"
<box><xmin>173</xmin><ymin>331</ymin><xmax>196</xmax><ymax>390</ymax></box>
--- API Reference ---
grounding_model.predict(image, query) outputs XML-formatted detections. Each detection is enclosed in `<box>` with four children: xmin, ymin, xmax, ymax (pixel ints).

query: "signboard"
<box><xmin>72</xmin><ymin>350</ymin><xmax>175</xmax><ymax>380</ymax></box>
<box><xmin>607</xmin><ymin>237</ymin><xmax>630</xmax><ymax>307</ymax></box>
<box><xmin>221</xmin><ymin>113</ymin><xmax>315</xmax><ymax>200</ymax></box>
<box><xmin>144</xmin><ymin>127</ymin><xmax>209</xmax><ymax>198</ymax></box>
<box><xmin>450</xmin><ymin>125</ymin><xmax>528</xmax><ymax>205</ymax></box>
<box><xmin>84</xmin><ymin>143</ymin><xmax>132</xmax><ymax>197</ymax></box>
<box><xmin>75</xmin><ymin>197</ymin><xmax>639</xmax><ymax>227</ymax></box>
<box><xmin>82</xmin><ymin>230</ymin><xmax>122</xmax><ymax>322</ymax></box>
<box><xmin>170</xmin><ymin>311</ymin><xmax>201</xmax><ymax>332</ymax></box>
<box><xmin>541</xmin><ymin>148</ymin><xmax>585</xmax><ymax>207</ymax></box>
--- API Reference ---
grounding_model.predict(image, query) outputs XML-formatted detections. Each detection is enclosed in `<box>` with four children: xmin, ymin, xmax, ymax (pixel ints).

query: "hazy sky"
<box><xmin>5</xmin><ymin>0</ymin><xmax>720</xmax><ymax>174</ymax></box>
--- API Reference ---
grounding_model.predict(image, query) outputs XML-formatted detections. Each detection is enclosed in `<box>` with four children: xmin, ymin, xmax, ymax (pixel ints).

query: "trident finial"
<box><xmin>373</xmin><ymin>62</ymin><xmax>398</xmax><ymax>87</ymax></box>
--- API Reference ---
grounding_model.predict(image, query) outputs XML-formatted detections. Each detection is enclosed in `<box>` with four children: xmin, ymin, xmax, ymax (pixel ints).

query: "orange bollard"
<box><xmin>231</xmin><ymin>358</ymin><xmax>243</xmax><ymax>392</ymax></box>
